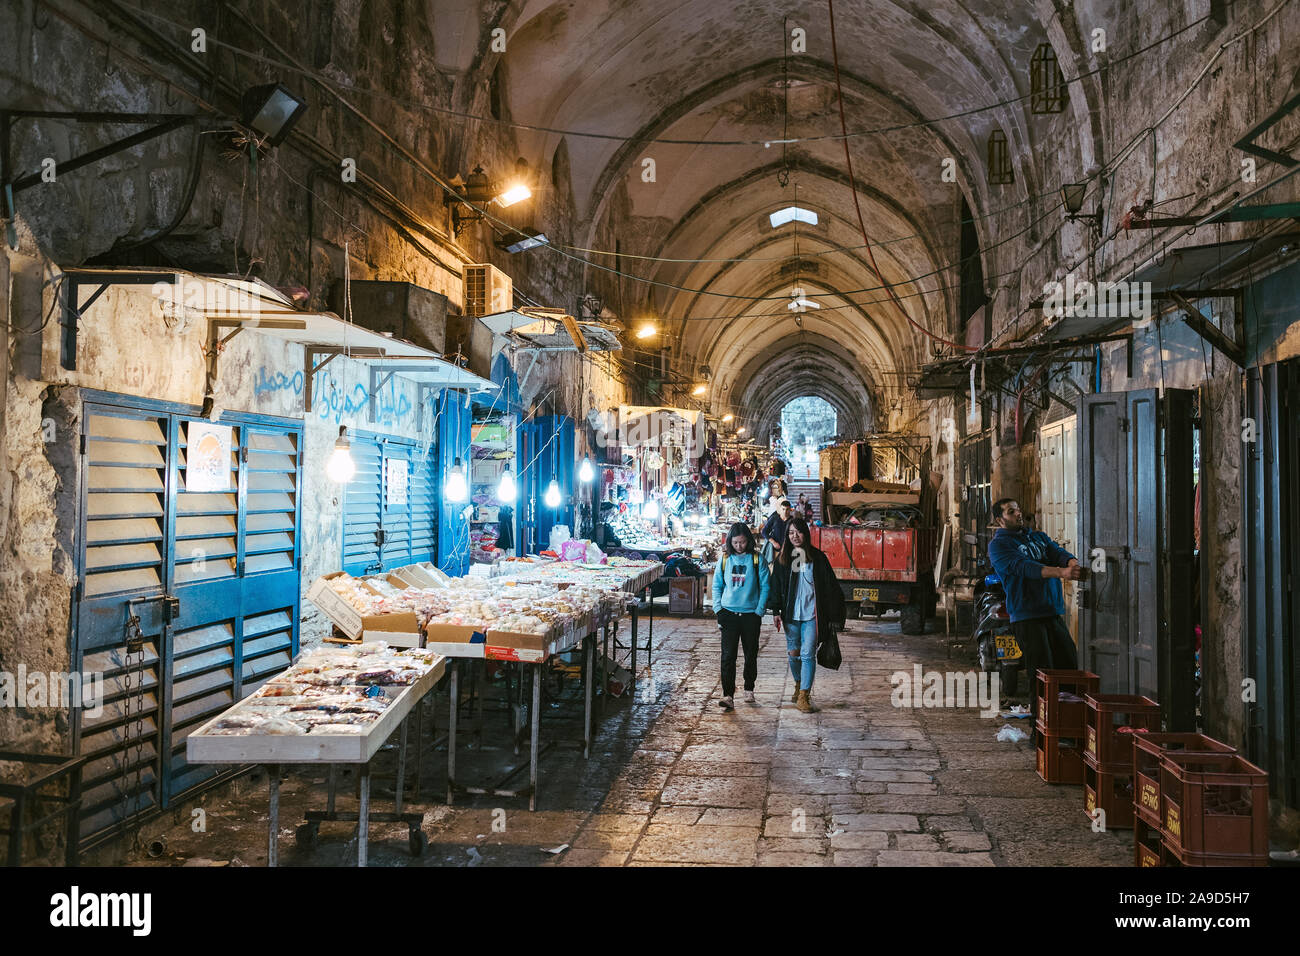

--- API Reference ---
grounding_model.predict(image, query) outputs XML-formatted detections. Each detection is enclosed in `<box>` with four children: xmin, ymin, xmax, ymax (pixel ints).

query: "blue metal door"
<box><xmin>73</xmin><ymin>395</ymin><xmax>302</xmax><ymax>846</ymax></box>
<box><xmin>342</xmin><ymin>433</ymin><xmax>437</xmax><ymax>575</ymax></box>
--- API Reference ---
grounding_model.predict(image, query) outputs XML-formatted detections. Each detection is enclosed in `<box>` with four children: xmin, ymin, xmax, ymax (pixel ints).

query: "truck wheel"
<box><xmin>900</xmin><ymin>603</ymin><xmax>925</xmax><ymax>635</ymax></box>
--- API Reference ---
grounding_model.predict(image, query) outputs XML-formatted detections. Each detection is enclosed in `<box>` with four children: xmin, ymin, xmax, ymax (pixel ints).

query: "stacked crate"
<box><xmin>1131</xmin><ymin>733</ymin><xmax>1237</xmax><ymax>867</ymax></box>
<box><xmin>1033</xmin><ymin>669</ymin><xmax>1098</xmax><ymax>785</ymax></box>
<box><xmin>1081</xmin><ymin>694</ymin><xmax>1161</xmax><ymax>829</ymax></box>
<box><xmin>1159</xmin><ymin>753</ymin><xmax>1269</xmax><ymax>866</ymax></box>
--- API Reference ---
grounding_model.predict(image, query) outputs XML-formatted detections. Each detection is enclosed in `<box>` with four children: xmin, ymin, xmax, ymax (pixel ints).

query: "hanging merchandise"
<box><xmin>645</xmin><ymin>449</ymin><xmax>665</xmax><ymax>470</ymax></box>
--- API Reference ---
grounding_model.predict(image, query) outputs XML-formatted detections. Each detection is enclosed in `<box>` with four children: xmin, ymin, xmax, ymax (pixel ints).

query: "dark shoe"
<box><xmin>718</xmin><ymin>695</ymin><xmax>734</xmax><ymax>711</ymax></box>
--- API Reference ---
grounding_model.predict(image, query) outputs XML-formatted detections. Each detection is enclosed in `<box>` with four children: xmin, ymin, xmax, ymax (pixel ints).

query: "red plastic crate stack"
<box><xmin>1159</xmin><ymin>753</ymin><xmax>1269</xmax><ymax>866</ymax></box>
<box><xmin>1035</xmin><ymin>669</ymin><xmax>1100</xmax><ymax>735</ymax></box>
<box><xmin>1132</xmin><ymin>733</ymin><xmax>1236</xmax><ymax>828</ymax></box>
<box><xmin>1081</xmin><ymin>694</ymin><xmax>1161</xmax><ymax>830</ymax></box>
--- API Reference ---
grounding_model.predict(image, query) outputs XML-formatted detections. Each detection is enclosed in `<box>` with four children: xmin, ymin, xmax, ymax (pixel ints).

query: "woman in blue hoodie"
<box><xmin>712</xmin><ymin>521</ymin><xmax>770</xmax><ymax>710</ymax></box>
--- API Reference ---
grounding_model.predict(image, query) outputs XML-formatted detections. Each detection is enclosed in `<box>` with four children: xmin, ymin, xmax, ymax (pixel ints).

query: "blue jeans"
<box><xmin>786</xmin><ymin>619</ymin><xmax>817</xmax><ymax>690</ymax></box>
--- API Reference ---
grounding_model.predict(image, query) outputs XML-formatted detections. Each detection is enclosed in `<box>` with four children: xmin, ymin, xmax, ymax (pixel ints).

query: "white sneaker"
<box><xmin>743</xmin><ymin>690</ymin><xmax>756</xmax><ymax>703</ymax></box>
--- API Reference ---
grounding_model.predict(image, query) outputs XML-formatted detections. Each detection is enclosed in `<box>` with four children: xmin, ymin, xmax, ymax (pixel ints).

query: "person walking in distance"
<box><xmin>987</xmin><ymin>498</ymin><xmax>1086</xmax><ymax>697</ymax></box>
<box><xmin>712</xmin><ymin>522</ymin><xmax>770</xmax><ymax>710</ymax></box>
<box><xmin>769</xmin><ymin>516</ymin><xmax>846</xmax><ymax>713</ymax></box>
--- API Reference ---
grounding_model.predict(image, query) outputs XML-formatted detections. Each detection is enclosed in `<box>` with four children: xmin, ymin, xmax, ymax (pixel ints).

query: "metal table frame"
<box><xmin>446</xmin><ymin>629</ymin><xmax>605</xmax><ymax>811</ymax></box>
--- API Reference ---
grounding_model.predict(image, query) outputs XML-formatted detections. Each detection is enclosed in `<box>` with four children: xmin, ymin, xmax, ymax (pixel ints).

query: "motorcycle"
<box><xmin>974</xmin><ymin>572</ymin><xmax>1023</xmax><ymax>696</ymax></box>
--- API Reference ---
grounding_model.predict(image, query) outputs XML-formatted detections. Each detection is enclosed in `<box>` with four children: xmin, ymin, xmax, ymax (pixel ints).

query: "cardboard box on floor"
<box><xmin>306</xmin><ymin>572</ymin><xmax>423</xmax><ymax>645</ymax></box>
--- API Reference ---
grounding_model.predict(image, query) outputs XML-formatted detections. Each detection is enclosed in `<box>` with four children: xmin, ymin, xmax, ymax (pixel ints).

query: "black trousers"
<box><xmin>1011</xmin><ymin>614</ymin><xmax>1079</xmax><ymax>695</ymax></box>
<box><xmin>717</xmin><ymin>609</ymin><xmax>761</xmax><ymax>696</ymax></box>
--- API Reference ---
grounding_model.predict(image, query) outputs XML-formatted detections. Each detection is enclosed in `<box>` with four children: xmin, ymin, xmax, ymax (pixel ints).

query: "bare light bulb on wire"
<box><xmin>643</xmin><ymin>499</ymin><xmax>660</xmax><ymax>520</ymax></box>
<box><xmin>578</xmin><ymin>456</ymin><xmax>594</xmax><ymax>483</ymax></box>
<box><xmin>544</xmin><ymin>475</ymin><xmax>562</xmax><ymax>509</ymax></box>
<box><xmin>445</xmin><ymin>457</ymin><xmax>468</xmax><ymax>502</ymax></box>
<box><xmin>327</xmin><ymin>426</ymin><xmax>355</xmax><ymax>483</ymax></box>
<box><xmin>497</xmin><ymin>465</ymin><xmax>517</xmax><ymax>503</ymax></box>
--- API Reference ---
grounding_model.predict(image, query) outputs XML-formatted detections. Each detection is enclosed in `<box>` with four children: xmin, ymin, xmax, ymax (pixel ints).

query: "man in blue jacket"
<box><xmin>987</xmin><ymin>498</ymin><xmax>1085</xmax><ymax>693</ymax></box>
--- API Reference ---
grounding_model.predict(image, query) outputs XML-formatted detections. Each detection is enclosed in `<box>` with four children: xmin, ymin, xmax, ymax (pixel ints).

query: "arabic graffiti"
<box><xmin>313</xmin><ymin>368</ymin><xmax>413</xmax><ymax>427</ymax></box>
<box><xmin>254</xmin><ymin>367</ymin><xmax>304</xmax><ymax>398</ymax></box>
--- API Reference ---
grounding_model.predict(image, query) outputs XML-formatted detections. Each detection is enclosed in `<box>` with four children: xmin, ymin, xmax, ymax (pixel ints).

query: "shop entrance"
<box><xmin>1244</xmin><ymin>357</ymin><xmax>1300</xmax><ymax>807</ymax></box>
<box><xmin>73</xmin><ymin>393</ymin><xmax>303</xmax><ymax>847</ymax></box>
<box><xmin>1077</xmin><ymin>388</ymin><xmax>1195</xmax><ymax>728</ymax></box>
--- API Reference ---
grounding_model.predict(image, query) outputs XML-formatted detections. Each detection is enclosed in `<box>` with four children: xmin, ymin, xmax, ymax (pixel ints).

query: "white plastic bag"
<box><xmin>548</xmin><ymin>525</ymin><xmax>571</xmax><ymax>552</ymax></box>
<box><xmin>995</xmin><ymin>724</ymin><xmax>1029</xmax><ymax>743</ymax></box>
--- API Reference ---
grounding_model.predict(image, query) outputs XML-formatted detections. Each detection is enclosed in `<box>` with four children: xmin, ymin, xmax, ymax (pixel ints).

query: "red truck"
<box><xmin>810</xmin><ymin>437</ymin><xmax>938</xmax><ymax>634</ymax></box>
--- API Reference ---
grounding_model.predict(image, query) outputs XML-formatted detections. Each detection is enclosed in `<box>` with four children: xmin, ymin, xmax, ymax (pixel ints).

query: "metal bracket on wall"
<box><xmin>58</xmin><ymin>270</ymin><xmax>173</xmax><ymax>372</ymax></box>
<box><xmin>1168</xmin><ymin>292</ymin><xmax>1245</xmax><ymax>368</ymax></box>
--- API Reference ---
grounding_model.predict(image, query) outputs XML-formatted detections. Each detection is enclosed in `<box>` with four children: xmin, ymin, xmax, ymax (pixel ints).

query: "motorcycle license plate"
<box><xmin>852</xmin><ymin>588</ymin><xmax>880</xmax><ymax>603</ymax></box>
<box><xmin>994</xmin><ymin>635</ymin><xmax>1022</xmax><ymax>659</ymax></box>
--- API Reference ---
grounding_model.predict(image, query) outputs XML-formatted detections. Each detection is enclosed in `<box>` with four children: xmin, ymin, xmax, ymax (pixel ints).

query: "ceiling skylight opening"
<box><xmin>769</xmin><ymin>206</ymin><xmax>818</xmax><ymax>229</ymax></box>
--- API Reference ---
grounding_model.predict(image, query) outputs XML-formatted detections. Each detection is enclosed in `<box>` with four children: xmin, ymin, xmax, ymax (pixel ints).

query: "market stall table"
<box><xmin>434</xmin><ymin>560</ymin><xmax>664</xmax><ymax>810</ymax></box>
<box><xmin>187</xmin><ymin>645</ymin><xmax>446</xmax><ymax>867</ymax></box>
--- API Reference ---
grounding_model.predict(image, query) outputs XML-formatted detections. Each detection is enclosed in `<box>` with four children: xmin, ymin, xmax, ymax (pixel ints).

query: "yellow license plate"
<box><xmin>994</xmin><ymin>634</ymin><xmax>1022</xmax><ymax>659</ymax></box>
<box><xmin>852</xmin><ymin>588</ymin><xmax>880</xmax><ymax>602</ymax></box>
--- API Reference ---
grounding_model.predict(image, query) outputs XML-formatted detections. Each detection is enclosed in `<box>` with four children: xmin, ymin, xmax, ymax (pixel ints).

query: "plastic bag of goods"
<box><xmin>548</xmin><ymin>525</ymin><xmax>571</xmax><ymax>552</ymax></box>
<box><xmin>561</xmin><ymin>539</ymin><xmax>589</xmax><ymax>562</ymax></box>
<box><xmin>585</xmin><ymin>542</ymin><xmax>607</xmax><ymax>564</ymax></box>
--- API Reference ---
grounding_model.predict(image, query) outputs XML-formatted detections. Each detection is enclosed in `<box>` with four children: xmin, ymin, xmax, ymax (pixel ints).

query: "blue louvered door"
<box><xmin>342</xmin><ymin>433</ymin><xmax>437</xmax><ymax>575</ymax></box>
<box><xmin>73</xmin><ymin>397</ymin><xmax>302</xmax><ymax>847</ymax></box>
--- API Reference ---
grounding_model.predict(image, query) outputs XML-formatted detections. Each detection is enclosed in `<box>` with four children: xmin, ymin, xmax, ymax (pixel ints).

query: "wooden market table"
<box><xmin>187</xmin><ymin>656</ymin><xmax>446</xmax><ymax>867</ymax></box>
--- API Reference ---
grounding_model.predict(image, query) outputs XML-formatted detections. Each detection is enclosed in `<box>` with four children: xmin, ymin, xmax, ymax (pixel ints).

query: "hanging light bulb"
<box><xmin>497</xmin><ymin>465</ymin><xmax>517</xmax><ymax>503</ymax></box>
<box><xmin>327</xmin><ymin>426</ymin><xmax>355</xmax><ymax>483</ymax></box>
<box><xmin>445</xmin><ymin>457</ymin><xmax>468</xmax><ymax>502</ymax></box>
<box><xmin>643</xmin><ymin>498</ymin><xmax>660</xmax><ymax>520</ymax></box>
<box><xmin>578</xmin><ymin>456</ymin><xmax>594</xmax><ymax>483</ymax></box>
<box><xmin>544</xmin><ymin>475</ymin><xmax>562</xmax><ymax>509</ymax></box>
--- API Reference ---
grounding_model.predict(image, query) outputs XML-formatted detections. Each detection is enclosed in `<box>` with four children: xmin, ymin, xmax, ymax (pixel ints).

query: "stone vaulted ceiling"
<box><xmin>488</xmin><ymin>0</ymin><xmax>1085</xmax><ymax>438</ymax></box>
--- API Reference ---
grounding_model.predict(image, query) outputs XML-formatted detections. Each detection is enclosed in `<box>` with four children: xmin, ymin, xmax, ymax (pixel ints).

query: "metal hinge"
<box><xmin>79</xmin><ymin>434</ymin><xmax>87</xmax><ymax>456</ymax></box>
<box><xmin>1119</xmin><ymin>417</ymin><xmax>1130</xmax><ymax>432</ymax></box>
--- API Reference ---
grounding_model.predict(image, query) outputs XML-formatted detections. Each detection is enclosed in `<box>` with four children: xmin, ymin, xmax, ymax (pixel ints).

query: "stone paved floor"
<box><xmin>126</xmin><ymin>606</ymin><xmax>1133</xmax><ymax>867</ymax></box>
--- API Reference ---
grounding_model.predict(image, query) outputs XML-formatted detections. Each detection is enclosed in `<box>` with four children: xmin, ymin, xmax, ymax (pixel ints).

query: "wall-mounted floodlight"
<box><xmin>240</xmin><ymin>83</ymin><xmax>308</xmax><ymax>148</ymax></box>
<box><xmin>495</xmin><ymin>227</ymin><xmax>548</xmax><ymax>253</ymax></box>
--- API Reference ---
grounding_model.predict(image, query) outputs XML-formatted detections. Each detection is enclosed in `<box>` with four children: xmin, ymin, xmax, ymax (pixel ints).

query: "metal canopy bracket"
<box><xmin>1168</xmin><ymin>292</ymin><xmax>1245</xmax><ymax>368</ymax></box>
<box><xmin>59</xmin><ymin>270</ymin><xmax>172</xmax><ymax>372</ymax></box>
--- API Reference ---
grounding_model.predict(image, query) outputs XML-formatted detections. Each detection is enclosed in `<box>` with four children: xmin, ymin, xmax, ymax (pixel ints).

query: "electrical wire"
<box><xmin>828</xmin><ymin>0</ymin><xmax>978</xmax><ymax>353</ymax></box>
<box><xmin>124</xmin><ymin>3</ymin><xmax>1216</xmax><ymax>150</ymax></box>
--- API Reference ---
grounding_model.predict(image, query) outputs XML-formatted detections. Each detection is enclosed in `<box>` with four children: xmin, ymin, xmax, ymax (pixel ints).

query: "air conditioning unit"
<box><xmin>464</xmin><ymin>263</ymin><xmax>513</xmax><ymax>317</ymax></box>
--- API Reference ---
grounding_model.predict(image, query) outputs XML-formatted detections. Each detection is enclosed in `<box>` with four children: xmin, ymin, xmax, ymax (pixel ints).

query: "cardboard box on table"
<box><xmin>307</xmin><ymin>572</ymin><xmax>423</xmax><ymax>647</ymax></box>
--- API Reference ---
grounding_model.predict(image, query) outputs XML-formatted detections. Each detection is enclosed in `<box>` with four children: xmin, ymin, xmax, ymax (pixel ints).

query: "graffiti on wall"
<box><xmin>252</xmin><ymin>366</ymin><xmax>417</xmax><ymax>429</ymax></box>
<box><xmin>313</xmin><ymin>368</ymin><xmax>413</xmax><ymax>428</ymax></box>
<box><xmin>254</xmin><ymin>368</ymin><xmax>305</xmax><ymax>398</ymax></box>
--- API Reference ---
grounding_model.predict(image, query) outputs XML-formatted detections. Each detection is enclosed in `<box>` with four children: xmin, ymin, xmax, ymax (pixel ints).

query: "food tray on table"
<box><xmin>188</xmin><ymin>645</ymin><xmax>445</xmax><ymax>765</ymax></box>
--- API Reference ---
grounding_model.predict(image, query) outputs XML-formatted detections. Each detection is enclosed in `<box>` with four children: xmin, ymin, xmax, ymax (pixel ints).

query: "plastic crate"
<box><xmin>1034</xmin><ymin>669</ymin><xmax>1100</xmax><ymax>736</ymax></box>
<box><xmin>1036</xmin><ymin>730</ymin><xmax>1085</xmax><ymax>785</ymax></box>
<box><xmin>1084</xmin><ymin>763</ymin><xmax>1135</xmax><ymax>830</ymax></box>
<box><xmin>1132</xmin><ymin>733</ymin><xmax>1236</xmax><ymax>828</ymax></box>
<box><xmin>1083</xmin><ymin>694</ymin><xmax>1161</xmax><ymax>769</ymax></box>
<box><xmin>1160</xmin><ymin>753</ymin><xmax>1269</xmax><ymax>861</ymax></box>
<box><xmin>1134</xmin><ymin>817</ymin><xmax>1167</xmax><ymax>867</ymax></box>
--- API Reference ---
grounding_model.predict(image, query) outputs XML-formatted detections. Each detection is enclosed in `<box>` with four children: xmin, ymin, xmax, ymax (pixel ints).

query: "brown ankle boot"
<box><xmin>796</xmin><ymin>689</ymin><xmax>816</xmax><ymax>713</ymax></box>
<box><xmin>791</xmin><ymin>687</ymin><xmax>800</xmax><ymax>704</ymax></box>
